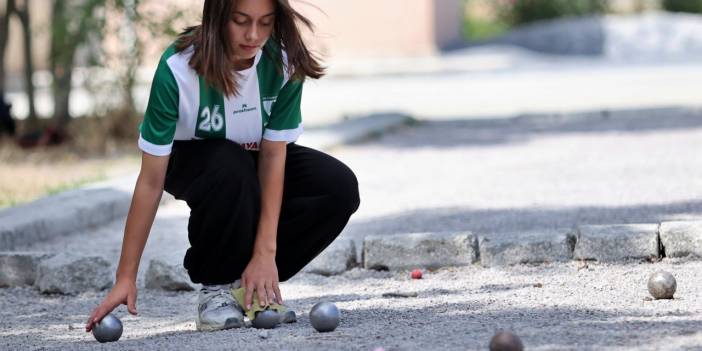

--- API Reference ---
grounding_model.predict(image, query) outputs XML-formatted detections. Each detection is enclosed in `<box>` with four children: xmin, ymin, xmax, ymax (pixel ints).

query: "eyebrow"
<box><xmin>233</xmin><ymin>11</ymin><xmax>276</xmax><ymax>18</ymax></box>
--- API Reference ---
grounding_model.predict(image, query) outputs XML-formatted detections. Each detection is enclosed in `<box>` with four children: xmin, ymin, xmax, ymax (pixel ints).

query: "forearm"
<box><xmin>255</xmin><ymin>147</ymin><xmax>286</xmax><ymax>256</ymax></box>
<box><xmin>115</xmin><ymin>176</ymin><xmax>164</xmax><ymax>281</ymax></box>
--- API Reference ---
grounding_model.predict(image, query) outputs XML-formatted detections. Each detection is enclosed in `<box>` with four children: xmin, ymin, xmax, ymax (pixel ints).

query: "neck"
<box><xmin>233</xmin><ymin>57</ymin><xmax>255</xmax><ymax>71</ymax></box>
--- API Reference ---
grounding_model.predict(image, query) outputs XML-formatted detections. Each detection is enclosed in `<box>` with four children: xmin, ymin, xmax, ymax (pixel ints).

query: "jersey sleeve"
<box><xmin>262</xmin><ymin>78</ymin><xmax>304</xmax><ymax>143</ymax></box>
<box><xmin>138</xmin><ymin>53</ymin><xmax>179</xmax><ymax>156</ymax></box>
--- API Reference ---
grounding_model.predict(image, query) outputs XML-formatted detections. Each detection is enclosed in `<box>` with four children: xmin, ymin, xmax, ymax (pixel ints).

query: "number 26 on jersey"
<box><xmin>198</xmin><ymin>105</ymin><xmax>224</xmax><ymax>132</ymax></box>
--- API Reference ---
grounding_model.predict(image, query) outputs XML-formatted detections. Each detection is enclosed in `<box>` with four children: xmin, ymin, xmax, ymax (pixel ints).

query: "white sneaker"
<box><xmin>196</xmin><ymin>282</ymin><xmax>244</xmax><ymax>332</ymax></box>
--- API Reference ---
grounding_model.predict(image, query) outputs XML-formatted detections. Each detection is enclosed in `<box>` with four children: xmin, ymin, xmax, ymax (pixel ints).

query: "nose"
<box><xmin>245</xmin><ymin>24</ymin><xmax>259</xmax><ymax>42</ymax></box>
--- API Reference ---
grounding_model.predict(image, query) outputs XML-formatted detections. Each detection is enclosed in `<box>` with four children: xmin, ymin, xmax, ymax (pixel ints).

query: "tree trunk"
<box><xmin>0</xmin><ymin>0</ymin><xmax>17</xmax><ymax>96</ymax></box>
<box><xmin>16</xmin><ymin>0</ymin><xmax>38</xmax><ymax>128</ymax></box>
<box><xmin>122</xmin><ymin>0</ymin><xmax>138</xmax><ymax>115</ymax></box>
<box><xmin>52</xmin><ymin>64</ymin><xmax>72</xmax><ymax>130</ymax></box>
<box><xmin>50</xmin><ymin>0</ymin><xmax>75</xmax><ymax>132</ymax></box>
<box><xmin>50</xmin><ymin>0</ymin><xmax>105</xmax><ymax>133</ymax></box>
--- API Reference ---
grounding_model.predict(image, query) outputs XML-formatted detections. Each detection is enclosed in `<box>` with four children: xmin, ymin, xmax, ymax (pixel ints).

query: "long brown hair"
<box><xmin>175</xmin><ymin>0</ymin><xmax>324</xmax><ymax>97</ymax></box>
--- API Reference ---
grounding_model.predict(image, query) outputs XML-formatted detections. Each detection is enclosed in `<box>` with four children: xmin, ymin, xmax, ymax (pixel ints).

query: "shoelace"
<box><xmin>202</xmin><ymin>289</ymin><xmax>237</xmax><ymax>310</ymax></box>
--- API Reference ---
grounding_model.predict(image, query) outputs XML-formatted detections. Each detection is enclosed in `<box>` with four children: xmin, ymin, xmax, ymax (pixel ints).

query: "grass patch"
<box><xmin>0</xmin><ymin>115</ymin><xmax>141</xmax><ymax>210</ymax></box>
<box><xmin>0</xmin><ymin>149</ymin><xmax>139</xmax><ymax>209</ymax></box>
<box><xmin>45</xmin><ymin>173</ymin><xmax>108</xmax><ymax>196</ymax></box>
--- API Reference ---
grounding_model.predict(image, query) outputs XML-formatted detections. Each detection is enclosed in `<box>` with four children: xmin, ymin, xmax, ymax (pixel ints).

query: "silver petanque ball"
<box><xmin>309</xmin><ymin>302</ymin><xmax>340</xmax><ymax>332</ymax></box>
<box><xmin>489</xmin><ymin>331</ymin><xmax>524</xmax><ymax>351</ymax></box>
<box><xmin>92</xmin><ymin>314</ymin><xmax>123</xmax><ymax>343</ymax></box>
<box><xmin>648</xmin><ymin>271</ymin><xmax>677</xmax><ymax>300</ymax></box>
<box><xmin>252</xmin><ymin>310</ymin><xmax>280</xmax><ymax>329</ymax></box>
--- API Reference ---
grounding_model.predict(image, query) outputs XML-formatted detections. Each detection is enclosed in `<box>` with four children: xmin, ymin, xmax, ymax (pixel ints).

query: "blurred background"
<box><xmin>0</xmin><ymin>0</ymin><xmax>701</xmax><ymax>208</ymax></box>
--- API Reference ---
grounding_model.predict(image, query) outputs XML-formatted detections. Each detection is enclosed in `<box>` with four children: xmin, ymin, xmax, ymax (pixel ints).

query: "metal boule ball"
<box><xmin>309</xmin><ymin>302</ymin><xmax>340</xmax><ymax>332</ymax></box>
<box><xmin>92</xmin><ymin>314</ymin><xmax>123</xmax><ymax>343</ymax></box>
<box><xmin>252</xmin><ymin>310</ymin><xmax>280</xmax><ymax>329</ymax></box>
<box><xmin>489</xmin><ymin>330</ymin><xmax>524</xmax><ymax>351</ymax></box>
<box><xmin>648</xmin><ymin>271</ymin><xmax>677</xmax><ymax>300</ymax></box>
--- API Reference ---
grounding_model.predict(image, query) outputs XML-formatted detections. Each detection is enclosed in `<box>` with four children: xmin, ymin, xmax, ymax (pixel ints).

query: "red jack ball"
<box><xmin>411</xmin><ymin>269</ymin><xmax>423</xmax><ymax>279</ymax></box>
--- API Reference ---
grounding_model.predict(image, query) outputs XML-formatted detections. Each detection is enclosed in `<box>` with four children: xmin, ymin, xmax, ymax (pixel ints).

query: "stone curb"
<box><xmin>356</xmin><ymin>221</ymin><xmax>702</xmax><ymax>271</ymax></box>
<box><xmin>660</xmin><ymin>221</ymin><xmax>702</xmax><ymax>258</ymax></box>
<box><xmin>3</xmin><ymin>219</ymin><xmax>702</xmax><ymax>291</ymax></box>
<box><xmin>574</xmin><ymin>224</ymin><xmax>659</xmax><ymax>262</ymax></box>
<box><xmin>479</xmin><ymin>229</ymin><xmax>576</xmax><ymax>267</ymax></box>
<box><xmin>35</xmin><ymin>253</ymin><xmax>113</xmax><ymax>295</ymax></box>
<box><xmin>302</xmin><ymin>239</ymin><xmax>357</xmax><ymax>276</ymax></box>
<box><xmin>0</xmin><ymin>187</ymin><xmax>132</xmax><ymax>251</ymax></box>
<box><xmin>363</xmin><ymin>232</ymin><xmax>478</xmax><ymax>271</ymax></box>
<box><xmin>145</xmin><ymin>259</ymin><xmax>196</xmax><ymax>291</ymax></box>
<box><xmin>0</xmin><ymin>252</ymin><xmax>52</xmax><ymax>287</ymax></box>
<box><xmin>0</xmin><ymin>252</ymin><xmax>114</xmax><ymax>294</ymax></box>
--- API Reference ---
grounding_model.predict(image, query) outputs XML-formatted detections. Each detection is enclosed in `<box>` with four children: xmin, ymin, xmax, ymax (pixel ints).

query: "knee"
<box><xmin>330</xmin><ymin>164</ymin><xmax>360</xmax><ymax>215</ymax></box>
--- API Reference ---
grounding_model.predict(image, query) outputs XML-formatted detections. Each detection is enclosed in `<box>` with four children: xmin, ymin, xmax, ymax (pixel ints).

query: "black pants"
<box><xmin>164</xmin><ymin>139</ymin><xmax>360</xmax><ymax>285</ymax></box>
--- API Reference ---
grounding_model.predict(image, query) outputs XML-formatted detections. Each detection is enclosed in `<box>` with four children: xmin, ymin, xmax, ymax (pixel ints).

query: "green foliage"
<box><xmin>463</xmin><ymin>17</ymin><xmax>511</xmax><ymax>41</ymax></box>
<box><xmin>496</xmin><ymin>0</ymin><xmax>609</xmax><ymax>25</ymax></box>
<box><xmin>662</xmin><ymin>0</ymin><xmax>702</xmax><ymax>13</ymax></box>
<box><xmin>48</xmin><ymin>0</ymin><xmax>188</xmax><ymax>133</ymax></box>
<box><xmin>50</xmin><ymin>0</ymin><xmax>107</xmax><ymax>70</ymax></box>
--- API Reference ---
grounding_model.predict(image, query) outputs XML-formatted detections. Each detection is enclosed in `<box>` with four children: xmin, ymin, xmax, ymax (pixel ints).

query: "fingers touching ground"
<box><xmin>244</xmin><ymin>280</ymin><xmax>279</xmax><ymax>310</ymax></box>
<box><xmin>273</xmin><ymin>282</ymin><xmax>283</xmax><ymax>305</ymax></box>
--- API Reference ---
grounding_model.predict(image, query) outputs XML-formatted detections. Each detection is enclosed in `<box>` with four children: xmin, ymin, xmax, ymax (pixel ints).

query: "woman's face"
<box><xmin>228</xmin><ymin>0</ymin><xmax>276</xmax><ymax>65</ymax></box>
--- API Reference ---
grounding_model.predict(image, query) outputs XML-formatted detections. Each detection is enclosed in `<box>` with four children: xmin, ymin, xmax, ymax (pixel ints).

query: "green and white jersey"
<box><xmin>138</xmin><ymin>41</ymin><xmax>303</xmax><ymax>156</ymax></box>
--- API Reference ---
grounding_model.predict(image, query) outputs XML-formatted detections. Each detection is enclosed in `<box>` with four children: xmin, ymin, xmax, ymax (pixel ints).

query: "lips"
<box><xmin>240</xmin><ymin>44</ymin><xmax>258</xmax><ymax>51</ymax></box>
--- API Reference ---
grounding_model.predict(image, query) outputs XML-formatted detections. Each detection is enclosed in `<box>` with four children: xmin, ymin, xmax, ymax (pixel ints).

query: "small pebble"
<box><xmin>259</xmin><ymin>330</ymin><xmax>270</xmax><ymax>339</ymax></box>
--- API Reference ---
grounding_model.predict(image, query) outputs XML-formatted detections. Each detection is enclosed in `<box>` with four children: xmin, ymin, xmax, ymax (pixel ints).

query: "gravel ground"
<box><xmin>2</xmin><ymin>260</ymin><xmax>701</xmax><ymax>350</ymax></box>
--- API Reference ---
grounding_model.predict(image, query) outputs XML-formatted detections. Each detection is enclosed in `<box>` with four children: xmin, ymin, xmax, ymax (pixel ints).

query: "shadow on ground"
<box><xmin>367</xmin><ymin>106</ymin><xmax>702</xmax><ymax>149</ymax></box>
<box><xmin>336</xmin><ymin>302</ymin><xmax>702</xmax><ymax>350</ymax></box>
<box><xmin>343</xmin><ymin>199</ymin><xmax>702</xmax><ymax>239</ymax></box>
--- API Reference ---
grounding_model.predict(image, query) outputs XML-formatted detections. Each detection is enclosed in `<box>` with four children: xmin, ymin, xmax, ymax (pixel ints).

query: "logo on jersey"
<box><xmin>262</xmin><ymin>96</ymin><xmax>277</xmax><ymax>117</ymax></box>
<box><xmin>233</xmin><ymin>103</ymin><xmax>257</xmax><ymax>115</ymax></box>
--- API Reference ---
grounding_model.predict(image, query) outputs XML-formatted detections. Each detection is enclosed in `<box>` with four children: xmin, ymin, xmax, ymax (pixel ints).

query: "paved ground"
<box><xmin>3</xmin><ymin>105</ymin><xmax>702</xmax><ymax>350</ymax></box>
<box><xmin>301</xmin><ymin>59</ymin><xmax>702</xmax><ymax>124</ymax></box>
<box><xmin>2</xmin><ymin>260</ymin><xmax>702</xmax><ymax>350</ymax></box>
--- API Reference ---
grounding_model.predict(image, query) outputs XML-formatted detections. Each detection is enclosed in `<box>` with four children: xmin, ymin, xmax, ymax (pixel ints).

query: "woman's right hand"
<box><xmin>85</xmin><ymin>278</ymin><xmax>138</xmax><ymax>332</ymax></box>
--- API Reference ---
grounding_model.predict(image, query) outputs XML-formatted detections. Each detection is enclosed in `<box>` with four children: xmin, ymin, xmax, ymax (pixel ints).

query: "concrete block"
<box><xmin>574</xmin><ymin>224</ymin><xmax>659</xmax><ymax>262</ymax></box>
<box><xmin>0</xmin><ymin>188</ymin><xmax>131</xmax><ymax>251</ymax></box>
<box><xmin>0</xmin><ymin>252</ymin><xmax>52</xmax><ymax>287</ymax></box>
<box><xmin>363</xmin><ymin>232</ymin><xmax>478</xmax><ymax>271</ymax></box>
<box><xmin>303</xmin><ymin>239</ymin><xmax>357</xmax><ymax>276</ymax></box>
<box><xmin>479</xmin><ymin>229</ymin><xmax>576</xmax><ymax>267</ymax></box>
<box><xmin>36</xmin><ymin>253</ymin><xmax>113</xmax><ymax>295</ymax></box>
<box><xmin>660</xmin><ymin>221</ymin><xmax>702</xmax><ymax>258</ymax></box>
<box><xmin>145</xmin><ymin>259</ymin><xmax>195</xmax><ymax>291</ymax></box>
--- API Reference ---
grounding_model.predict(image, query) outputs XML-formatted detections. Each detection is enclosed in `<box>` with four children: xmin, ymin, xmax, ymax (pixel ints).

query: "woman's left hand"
<box><xmin>241</xmin><ymin>253</ymin><xmax>282</xmax><ymax>310</ymax></box>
